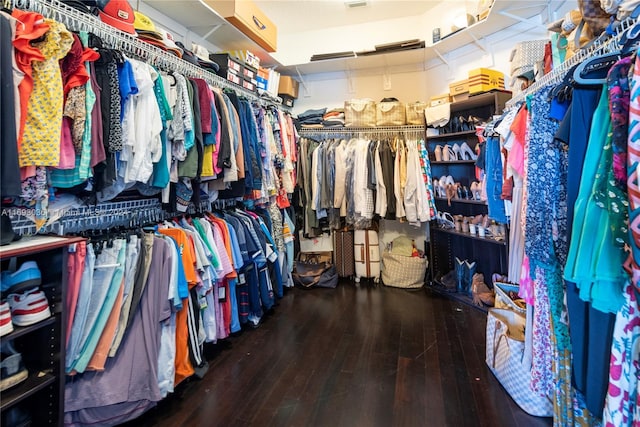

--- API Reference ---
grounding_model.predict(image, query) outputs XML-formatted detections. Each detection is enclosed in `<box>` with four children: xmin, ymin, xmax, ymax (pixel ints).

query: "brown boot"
<box><xmin>471</xmin><ymin>273</ymin><xmax>494</xmax><ymax>307</ymax></box>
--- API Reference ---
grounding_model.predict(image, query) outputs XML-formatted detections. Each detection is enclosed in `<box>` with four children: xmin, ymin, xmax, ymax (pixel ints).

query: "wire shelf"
<box><xmin>13</xmin><ymin>0</ymin><xmax>288</xmax><ymax>110</ymax></box>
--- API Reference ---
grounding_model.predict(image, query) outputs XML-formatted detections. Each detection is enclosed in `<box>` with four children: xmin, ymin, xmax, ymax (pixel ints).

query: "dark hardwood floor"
<box><xmin>121</xmin><ymin>282</ymin><xmax>552</xmax><ymax>427</ymax></box>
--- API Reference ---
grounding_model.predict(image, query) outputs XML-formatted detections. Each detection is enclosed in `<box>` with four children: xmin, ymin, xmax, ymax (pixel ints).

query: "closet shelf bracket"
<box><xmin>200</xmin><ymin>23</ymin><xmax>224</xmax><ymax>41</ymax></box>
<box><xmin>294</xmin><ymin>66</ymin><xmax>310</xmax><ymax>97</ymax></box>
<box><xmin>467</xmin><ymin>32</ymin><xmax>488</xmax><ymax>54</ymax></box>
<box><xmin>432</xmin><ymin>48</ymin><xmax>449</xmax><ymax>67</ymax></box>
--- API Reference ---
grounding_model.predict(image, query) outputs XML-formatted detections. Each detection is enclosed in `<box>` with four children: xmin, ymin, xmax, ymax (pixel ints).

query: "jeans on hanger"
<box><xmin>485</xmin><ymin>135</ymin><xmax>507</xmax><ymax>223</ymax></box>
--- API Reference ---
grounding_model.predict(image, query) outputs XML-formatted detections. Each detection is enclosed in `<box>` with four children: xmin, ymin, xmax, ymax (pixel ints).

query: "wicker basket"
<box><xmin>405</xmin><ymin>102</ymin><xmax>427</xmax><ymax>125</ymax></box>
<box><xmin>344</xmin><ymin>99</ymin><xmax>377</xmax><ymax>127</ymax></box>
<box><xmin>376</xmin><ymin>101</ymin><xmax>406</xmax><ymax>126</ymax></box>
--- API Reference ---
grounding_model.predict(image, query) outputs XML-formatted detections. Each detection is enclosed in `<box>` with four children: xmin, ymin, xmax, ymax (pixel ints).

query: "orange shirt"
<box><xmin>159</xmin><ymin>227</ymin><xmax>197</xmax><ymax>385</ymax></box>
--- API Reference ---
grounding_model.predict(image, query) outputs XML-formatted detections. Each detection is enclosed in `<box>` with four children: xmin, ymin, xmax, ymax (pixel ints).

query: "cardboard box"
<box><xmin>278</xmin><ymin>76</ymin><xmax>299</xmax><ymax>99</ymax></box>
<box><xmin>449</xmin><ymin>79</ymin><xmax>469</xmax><ymax>101</ymax></box>
<box><xmin>429</xmin><ymin>93</ymin><xmax>452</xmax><ymax>107</ymax></box>
<box><xmin>468</xmin><ymin>68</ymin><xmax>505</xmax><ymax>95</ymax></box>
<box><xmin>299</xmin><ymin>231</ymin><xmax>332</xmax><ymax>252</ymax></box>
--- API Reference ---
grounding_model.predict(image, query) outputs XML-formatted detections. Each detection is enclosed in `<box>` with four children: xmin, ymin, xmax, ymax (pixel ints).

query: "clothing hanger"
<box><xmin>573</xmin><ymin>52</ymin><xmax>621</xmax><ymax>85</ymax></box>
<box><xmin>573</xmin><ymin>5</ymin><xmax>640</xmax><ymax>85</ymax></box>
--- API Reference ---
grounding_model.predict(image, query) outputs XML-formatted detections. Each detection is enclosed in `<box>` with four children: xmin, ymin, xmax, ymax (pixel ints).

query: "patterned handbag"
<box><xmin>381</xmin><ymin>251</ymin><xmax>427</xmax><ymax>288</ymax></box>
<box><xmin>376</xmin><ymin>99</ymin><xmax>406</xmax><ymax>126</ymax></box>
<box><xmin>486</xmin><ymin>308</ymin><xmax>554</xmax><ymax>417</ymax></box>
<box><xmin>344</xmin><ymin>99</ymin><xmax>377</xmax><ymax>127</ymax></box>
<box><xmin>405</xmin><ymin>102</ymin><xmax>427</xmax><ymax>125</ymax></box>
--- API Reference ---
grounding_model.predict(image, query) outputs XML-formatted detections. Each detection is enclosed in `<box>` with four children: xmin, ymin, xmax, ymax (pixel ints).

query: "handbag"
<box><xmin>344</xmin><ymin>99</ymin><xmax>377</xmax><ymax>127</ymax></box>
<box><xmin>292</xmin><ymin>252</ymin><xmax>338</xmax><ymax>289</ymax></box>
<box><xmin>376</xmin><ymin>99</ymin><xmax>406</xmax><ymax>126</ymax></box>
<box><xmin>494</xmin><ymin>282</ymin><xmax>526</xmax><ymax>314</ymax></box>
<box><xmin>405</xmin><ymin>102</ymin><xmax>427</xmax><ymax>125</ymax></box>
<box><xmin>579</xmin><ymin>0</ymin><xmax>613</xmax><ymax>35</ymax></box>
<box><xmin>486</xmin><ymin>308</ymin><xmax>553</xmax><ymax>417</ymax></box>
<box><xmin>381</xmin><ymin>251</ymin><xmax>427</xmax><ymax>289</ymax></box>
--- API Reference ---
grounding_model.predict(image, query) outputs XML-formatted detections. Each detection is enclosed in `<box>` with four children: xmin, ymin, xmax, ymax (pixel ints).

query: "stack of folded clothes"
<box><xmin>298</xmin><ymin>108</ymin><xmax>327</xmax><ymax>128</ymax></box>
<box><xmin>322</xmin><ymin>108</ymin><xmax>345</xmax><ymax>127</ymax></box>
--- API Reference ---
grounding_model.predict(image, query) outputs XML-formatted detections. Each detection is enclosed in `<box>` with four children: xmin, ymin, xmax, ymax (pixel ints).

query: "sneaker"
<box><xmin>1</xmin><ymin>262</ymin><xmax>42</xmax><ymax>295</ymax></box>
<box><xmin>7</xmin><ymin>288</ymin><xmax>51</xmax><ymax>327</ymax></box>
<box><xmin>0</xmin><ymin>340</ymin><xmax>28</xmax><ymax>392</ymax></box>
<box><xmin>0</xmin><ymin>301</ymin><xmax>13</xmax><ymax>336</ymax></box>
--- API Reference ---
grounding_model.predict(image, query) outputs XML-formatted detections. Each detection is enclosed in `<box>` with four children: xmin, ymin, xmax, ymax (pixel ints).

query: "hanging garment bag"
<box><xmin>333</xmin><ymin>228</ymin><xmax>355</xmax><ymax>278</ymax></box>
<box><xmin>354</xmin><ymin>229</ymin><xmax>380</xmax><ymax>283</ymax></box>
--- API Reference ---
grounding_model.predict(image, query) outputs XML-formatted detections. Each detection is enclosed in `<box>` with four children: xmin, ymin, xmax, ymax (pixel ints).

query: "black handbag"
<box><xmin>292</xmin><ymin>252</ymin><xmax>338</xmax><ymax>289</ymax></box>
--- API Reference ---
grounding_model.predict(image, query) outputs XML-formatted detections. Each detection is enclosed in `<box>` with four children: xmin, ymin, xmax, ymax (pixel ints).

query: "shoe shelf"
<box><xmin>431</xmin><ymin>226</ymin><xmax>507</xmax><ymax>246</ymax></box>
<box><xmin>3</xmin><ymin>317</ymin><xmax>56</xmax><ymax>341</ymax></box>
<box><xmin>427</xmin><ymin>130</ymin><xmax>477</xmax><ymax>140</ymax></box>
<box><xmin>431</xmin><ymin>160</ymin><xmax>476</xmax><ymax>165</ymax></box>
<box><xmin>0</xmin><ymin>371</ymin><xmax>56</xmax><ymax>411</ymax></box>
<box><xmin>435</xmin><ymin>197</ymin><xmax>486</xmax><ymax>205</ymax></box>
<box><xmin>428</xmin><ymin>282</ymin><xmax>489</xmax><ymax>313</ymax></box>
<box><xmin>0</xmin><ymin>236</ymin><xmax>85</xmax><ymax>259</ymax></box>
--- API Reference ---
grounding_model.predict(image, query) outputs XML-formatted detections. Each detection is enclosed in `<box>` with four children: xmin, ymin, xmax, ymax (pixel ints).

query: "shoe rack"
<box><xmin>427</xmin><ymin>91</ymin><xmax>511</xmax><ymax>310</ymax></box>
<box><xmin>0</xmin><ymin>236</ymin><xmax>85</xmax><ymax>426</ymax></box>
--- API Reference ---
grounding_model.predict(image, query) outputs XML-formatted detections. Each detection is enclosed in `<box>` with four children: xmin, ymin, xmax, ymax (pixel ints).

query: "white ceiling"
<box><xmin>138</xmin><ymin>0</ymin><xmax>571</xmax><ymax>77</ymax></box>
<box><xmin>254</xmin><ymin>0</ymin><xmax>440</xmax><ymax>34</ymax></box>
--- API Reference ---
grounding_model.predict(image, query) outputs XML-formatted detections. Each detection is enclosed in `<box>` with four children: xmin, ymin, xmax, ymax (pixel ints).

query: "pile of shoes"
<box><xmin>433</xmin><ymin>142</ymin><xmax>478</xmax><ymax>162</ymax></box>
<box><xmin>433</xmin><ymin>211</ymin><xmax>506</xmax><ymax>241</ymax></box>
<box><xmin>439</xmin><ymin>115</ymin><xmax>485</xmax><ymax>134</ymax></box>
<box><xmin>432</xmin><ymin>175</ymin><xmax>485</xmax><ymax>203</ymax></box>
<box><xmin>1</xmin><ymin>262</ymin><xmax>51</xmax><ymax>336</ymax></box>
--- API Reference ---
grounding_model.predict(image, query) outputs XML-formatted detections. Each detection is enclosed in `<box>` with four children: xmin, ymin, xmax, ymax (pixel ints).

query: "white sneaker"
<box><xmin>0</xmin><ymin>301</ymin><xmax>13</xmax><ymax>336</ymax></box>
<box><xmin>7</xmin><ymin>288</ymin><xmax>51</xmax><ymax>327</ymax></box>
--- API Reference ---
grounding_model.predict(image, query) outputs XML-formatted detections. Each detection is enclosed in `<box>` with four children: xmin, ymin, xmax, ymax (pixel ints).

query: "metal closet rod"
<box><xmin>12</xmin><ymin>0</ymin><xmax>289</xmax><ymax>111</ymax></box>
<box><xmin>298</xmin><ymin>125</ymin><xmax>425</xmax><ymax>134</ymax></box>
<box><xmin>507</xmin><ymin>16</ymin><xmax>636</xmax><ymax>108</ymax></box>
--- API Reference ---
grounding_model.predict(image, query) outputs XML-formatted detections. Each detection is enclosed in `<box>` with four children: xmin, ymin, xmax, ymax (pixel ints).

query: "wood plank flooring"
<box><xmin>121</xmin><ymin>282</ymin><xmax>552</xmax><ymax>427</ymax></box>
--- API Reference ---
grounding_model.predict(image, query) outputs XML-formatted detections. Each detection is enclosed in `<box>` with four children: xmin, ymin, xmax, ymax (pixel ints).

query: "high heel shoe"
<box><xmin>451</xmin><ymin>143</ymin><xmax>461</xmax><ymax>161</ymax></box>
<box><xmin>445</xmin><ymin>175</ymin><xmax>455</xmax><ymax>186</ymax></box>
<box><xmin>470</xmin><ymin>181</ymin><xmax>480</xmax><ymax>200</ymax></box>
<box><xmin>454</xmin><ymin>215</ymin><xmax>463</xmax><ymax>232</ymax></box>
<box><xmin>462</xmin><ymin>185</ymin><xmax>470</xmax><ymax>199</ymax></box>
<box><xmin>439</xmin><ymin>176</ymin><xmax>448</xmax><ymax>198</ymax></box>
<box><xmin>442</xmin><ymin>145</ymin><xmax>455</xmax><ymax>162</ymax></box>
<box><xmin>434</xmin><ymin>145</ymin><xmax>443</xmax><ymax>161</ymax></box>
<box><xmin>460</xmin><ymin>116</ymin><xmax>471</xmax><ymax>132</ymax></box>
<box><xmin>459</xmin><ymin>142</ymin><xmax>477</xmax><ymax>160</ymax></box>
<box><xmin>456</xmin><ymin>185</ymin><xmax>463</xmax><ymax>199</ymax></box>
<box><xmin>440</xmin><ymin>212</ymin><xmax>455</xmax><ymax>229</ymax></box>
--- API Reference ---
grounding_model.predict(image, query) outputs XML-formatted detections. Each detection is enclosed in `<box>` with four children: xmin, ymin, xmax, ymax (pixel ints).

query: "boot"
<box><xmin>455</xmin><ymin>257</ymin><xmax>465</xmax><ymax>293</ymax></box>
<box><xmin>464</xmin><ymin>260</ymin><xmax>477</xmax><ymax>296</ymax></box>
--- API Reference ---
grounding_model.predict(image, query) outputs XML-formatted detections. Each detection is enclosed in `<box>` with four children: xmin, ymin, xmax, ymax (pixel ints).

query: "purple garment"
<box><xmin>64</xmin><ymin>237</ymin><xmax>172</xmax><ymax>426</ymax></box>
<box><xmin>89</xmin><ymin>62</ymin><xmax>106</xmax><ymax>168</ymax></box>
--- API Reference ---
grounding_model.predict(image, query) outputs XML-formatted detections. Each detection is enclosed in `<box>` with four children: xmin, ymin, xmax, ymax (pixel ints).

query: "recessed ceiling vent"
<box><xmin>344</xmin><ymin>0</ymin><xmax>368</xmax><ymax>8</ymax></box>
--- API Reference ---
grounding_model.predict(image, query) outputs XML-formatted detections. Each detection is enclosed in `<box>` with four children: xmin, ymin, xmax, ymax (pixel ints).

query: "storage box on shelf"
<box><xmin>430</xmin><ymin>93</ymin><xmax>452</xmax><ymax>107</ymax></box>
<box><xmin>468</xmin><ymin>68</ymin><xmax>505</xmax><ymax>95</ymax></box>
<box><xmin>204</xmin><ymin>0</ymin><xmax>277</xmax><ymax>52</ymax></box>
<box><xmin>427</xmin><ymin>91</ymin><xmax>510</xmax><ymax>311</ymax></box>
<box><xmin>278</xmin><ymin>76</ymin><xmax>299</xmax><ymax>99</ymax></box>
<box><xmin>449</xmin><ymin>79</ymin><xmax>470</xmax><ymax>102</ymax></box>
<box><xmin>0</xmin><ymin>235</ymin><xmax>85</xmax><ymax>426</ymax></box>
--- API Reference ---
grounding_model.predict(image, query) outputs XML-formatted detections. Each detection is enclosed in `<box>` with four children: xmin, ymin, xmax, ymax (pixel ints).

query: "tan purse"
<box><xmin>405</xmin><ymin>102</ymin><xmax>427</xmax><ymax>125</ymax></box>
<box><xmin>376</xmin><ymin>99</ymin><xmax>406</xmax><ymax>126</ymax></box>
<box><xmin>344</xmin><ymin>99</ymin><xmax>377</xmax><ymax>127</ymax></box>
